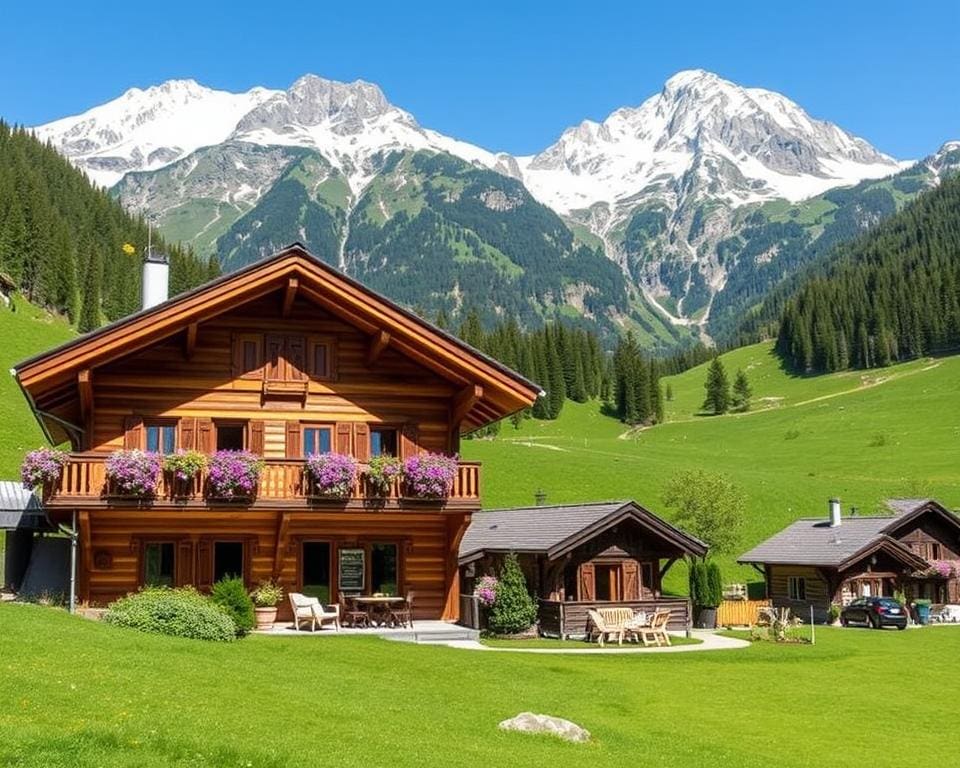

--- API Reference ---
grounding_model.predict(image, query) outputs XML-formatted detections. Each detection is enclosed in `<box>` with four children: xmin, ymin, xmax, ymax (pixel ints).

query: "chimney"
<box><xmin>141</xmin><ymin>247</ymin><xmax>169</xmax><ymax>311</ymax></box>
<box><xmin>828</xmin><ymin>498</ymin><xmax>842</xmax><ymax>528</ymax></box>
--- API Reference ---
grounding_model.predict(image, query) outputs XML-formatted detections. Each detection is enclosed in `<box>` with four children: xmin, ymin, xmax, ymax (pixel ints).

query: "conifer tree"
<box><xmin>702</xmin><ymin>357</ymin><xmax>731</xmax><ymax>415</ymax></box>
<box><xmin>732</xmin><ymin>369</ymin><xmax>752</xmax><ymax>412</ymax></box>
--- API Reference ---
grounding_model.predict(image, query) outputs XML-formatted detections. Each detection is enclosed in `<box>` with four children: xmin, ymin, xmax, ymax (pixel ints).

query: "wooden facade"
<box><xmin>15</xmin><ymin>245</ymin><xmax>540</xmax><ymax>621</ymax></box>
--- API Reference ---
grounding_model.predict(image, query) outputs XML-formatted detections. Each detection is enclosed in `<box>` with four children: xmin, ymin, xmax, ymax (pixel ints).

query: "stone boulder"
<box><xmin>498</xmin><ymin>712</ymin><xmax>590</xmax><ymax>743</ymax></box>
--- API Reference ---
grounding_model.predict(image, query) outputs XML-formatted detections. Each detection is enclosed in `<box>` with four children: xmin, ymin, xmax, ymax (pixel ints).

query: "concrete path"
<box><xmin>436</xmin><ymin>630</ymin><xmax>750</xmax><ymax>654</ymax></box>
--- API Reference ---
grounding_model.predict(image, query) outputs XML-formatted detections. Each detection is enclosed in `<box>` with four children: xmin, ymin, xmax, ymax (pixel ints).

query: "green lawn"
<box><xmin>2</xmin><ymin>604</ymin><xmax>958</xmax><ymax>767</ymax></box>
<box><xmin>480</xmin><ymin>634</ymin><xmax>702</xmax><ymax>649</ymax></box>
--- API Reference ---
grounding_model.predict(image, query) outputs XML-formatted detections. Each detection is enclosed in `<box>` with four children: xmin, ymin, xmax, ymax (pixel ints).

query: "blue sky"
<box><xmin>2</xmin><ymin>1</ymin><xmax>957</xmax><ymax>159</ymax></box>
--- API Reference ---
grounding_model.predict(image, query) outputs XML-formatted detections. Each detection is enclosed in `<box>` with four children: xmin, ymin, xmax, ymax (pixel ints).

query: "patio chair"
<box><xmin>311</xmin><ymin>600</ymin><xmax>341</xmax><ymax>631</ymax></box>
<box><xmin>587</xmin><ymin>609</ymin><xmax>624</xmax><ymax>647</ymax></box>
<box><xmin>339</xmin><ymin>594</ymin><xmax>369</xmax><ymax>628</ymax></box>
<box><xmin>289</xmin><ymin>593</ymin><xmax>325</xmax><ymax>632</ymax></box>
<box><xmin>389</xmin><ymin>591</ymin><xmax>415</xmax><ymax>628</ymax></box>
<box><xmin>633</xmin><ymin>610</ymin><xmax>671</xmax><ymax>647</ymax></box>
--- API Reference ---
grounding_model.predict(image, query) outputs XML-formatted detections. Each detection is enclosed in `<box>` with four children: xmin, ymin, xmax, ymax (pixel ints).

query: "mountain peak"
<box><xmin>284</xmin><ymin>74</ymin><xmax>393</xmax><ymax>122</ymax></box>
<box><xmin>663</xmin><ymin>69</ymin><xmax>726</xmax><ymax>91</ymax></box>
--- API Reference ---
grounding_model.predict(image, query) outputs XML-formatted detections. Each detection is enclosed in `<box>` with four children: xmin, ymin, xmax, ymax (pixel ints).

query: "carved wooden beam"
<box><xmin>659</xmin><ymin>557</ymin><xmax>678</xmax><ymax>580</ymax></box>
<box><xmin>281</xmin><ymin>277</ymin><xmax>299</xmax><ymax>318</ymax></box>
<box><xmin>366</xmin><ymin>329</ymin><xmax>391</xmax><ymax>367</ymax></box>
<box><xmin>77</xmin><ymin>369</ymin><xmax>93</xmax><ymax>421</ymax></box>
<box><xmin>184</xmin><ymin>323</ymin><xmax>198</xmax><ymax>360</ymax></box>
<box><xmin>451</xmin><ymin>384</ymin><xmax>483</xmax><ymax>426</ymax></box>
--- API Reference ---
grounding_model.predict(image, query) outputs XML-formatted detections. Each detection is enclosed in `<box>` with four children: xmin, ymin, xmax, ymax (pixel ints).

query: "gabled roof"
<box><xmin>459</xmin><ymin>500</ymin><xmax>708</xmax><ymax>564</ymax></box>
<box><xmin>14</xmin><ymin>243</ymin><xmax>542</xmax><ymax>443</ymax></box>
<box><xmin>0</xmin><ymin>481</ymin><xmax>49</xmax><ymax>530</ymax></box>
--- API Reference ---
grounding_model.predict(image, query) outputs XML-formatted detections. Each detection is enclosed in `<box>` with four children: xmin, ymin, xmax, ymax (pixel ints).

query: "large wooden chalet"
<box><xmin>13</xmin><ymin>244</ymin><xmax>540</xmax><ymax>621</ymax></box>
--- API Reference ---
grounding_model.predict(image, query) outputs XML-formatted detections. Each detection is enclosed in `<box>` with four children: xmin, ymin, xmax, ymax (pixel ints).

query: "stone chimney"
<box><xmin>141</xmin><ymin>247</ymin><xmax>169</xmax><ymax>311</ymax></box>
<box><xmin>828</xmin><ymin>498</ymin><xmax>842</xmax><ymax>528</ymax></box>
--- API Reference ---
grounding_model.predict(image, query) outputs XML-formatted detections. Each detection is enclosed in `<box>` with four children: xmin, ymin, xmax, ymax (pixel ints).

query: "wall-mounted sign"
<box><xmin>338</xmin><ymin>548</ymin><xmax>365</xmax><ymax>592</ymax></box>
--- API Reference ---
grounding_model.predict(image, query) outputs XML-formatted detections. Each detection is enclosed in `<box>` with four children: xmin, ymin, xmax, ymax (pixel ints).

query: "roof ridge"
<box><xmin>480</xmin><ymin>500</ymin><xmax>630</xmax><ymax>513</ymax></box>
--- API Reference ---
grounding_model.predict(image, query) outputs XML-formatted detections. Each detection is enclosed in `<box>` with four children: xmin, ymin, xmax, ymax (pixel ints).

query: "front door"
<box><xmin>301</xmin><ymin>541</ymin><xmax>332</xmax><ymax>604</ymax></box>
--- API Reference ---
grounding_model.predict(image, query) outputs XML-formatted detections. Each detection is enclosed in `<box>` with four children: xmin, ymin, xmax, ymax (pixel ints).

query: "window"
<box><xmin>370</xmin><ymin>427</ymin><xmax>398</xmax><ymax>457</ymax></box>
<box><xmin>788</xmin><ymin>576</ymin><xmax>806</xmax><ymax>601</ymax></box>
<box><xmin>216</xmin><ymin>423</ymin><xmax>246</xmax><ymax>451</ymax></box>
<box><xmin>594</xmin><ymin>564</ymin><xmax>622</xmax><ymax>601</ymax></box>
<box><xmin>143</xmin><ymin>542</ymin><xmax>175</xmax><ymax>587</ymax></box>
<box><xmin>213</xmin><ymin>542</ymin><xmax>244</xmax><ymax>583</ymax></box>
<box><xmin>371</xmin><ymin>543</ymin><xmax>399</xmax><ymax>596</ymax></box>
<box><xmin>303</xmin><ymin>426</ymin><xmax>333</xmax><ymax>456</ymax></box>
<box><xmin>308</xmin><ymin>337</ymin><xmax>335</xmax><ymax>381</ymax></box>
<box><xmin>301</xmin><ymin>542</ymin><xmax>332</xmax><ymax>605</ymax></box>
<box><xmin>233</xmin><ymin>334</ymin><xmax>263</xmax><ymax>379</ymax></box>
<box><xmin>145</xmin><ymin>423</ymin><xmax>177</xmax><ymax>454</ymax></box>
<box><xmin>265</xmin><ymin>334</ymin><xmax>307</xmax><ymax>382</ymax></box>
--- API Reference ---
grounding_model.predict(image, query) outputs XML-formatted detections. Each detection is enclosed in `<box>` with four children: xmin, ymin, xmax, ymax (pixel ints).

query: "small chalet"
<box><xmin>13</xmin><ymin>243</ymin><xmax>540</xmax><ymax>621</ymax></box>
<box><xmin>458</xmin><ymin>500</ymin><xmax>707</xmax><ymax>636</ymax></box>
<box><xmin>739</xmin><ymin>498</ymin><xmax>960</xmax><ymax>621</ymax></box>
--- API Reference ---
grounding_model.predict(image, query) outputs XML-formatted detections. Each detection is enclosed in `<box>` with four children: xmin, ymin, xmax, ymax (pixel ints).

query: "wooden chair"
<box><xmin>389</xmin><ymin>592</ymin><xmax>415</xmax><ymax>628</ymax></box>
<box><xmin>289</xmin><ymin>593</ymin><xmax>325</xmax><ymax>632</ymax></box>
<box><xmin>632</xmin><ymin>610</ymin><xmax>671</xmax><ymax>647</ymax></box>
<box><xmin>587</xmin><ymin>609</ymin><xmax>624</xmax><ymax>647</ymax></box>
<box><xmin>339</xmin><ymin>594</ymin><xmax>369</xmax><ymax>628</ymax></box>
<box><xmin>311</xmin><ymin>600</ymin><xmax>340</xmax><ymax>631</ymax></box>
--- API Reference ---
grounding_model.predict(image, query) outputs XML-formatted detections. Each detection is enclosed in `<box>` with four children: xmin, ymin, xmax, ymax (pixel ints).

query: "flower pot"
<box><xmin>695</xmin><ymin>607</ymin><xmax>717</xmax><ymax>629</ymax></box>
<box><xmin>254</xmin><ymin>606</ymin><xmax>278</xmax><ymax>630</ymax></box>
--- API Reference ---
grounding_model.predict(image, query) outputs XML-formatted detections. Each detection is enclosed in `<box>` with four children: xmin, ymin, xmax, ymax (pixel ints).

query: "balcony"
<box><xmin>45</xmin><ymin>453</ymin><xmax>481</xmax><ymax>510</ymax></box>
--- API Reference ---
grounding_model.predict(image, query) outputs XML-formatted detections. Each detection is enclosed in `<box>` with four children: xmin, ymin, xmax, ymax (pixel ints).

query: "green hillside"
<box><xmin>464</xmin><ymin>340</ymin><xmax>960</xmax><ymax>589</ymax></box>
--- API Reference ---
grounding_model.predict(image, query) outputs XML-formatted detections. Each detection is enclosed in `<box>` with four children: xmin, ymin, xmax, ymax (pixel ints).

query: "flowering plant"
<box><xmin>162</xmin><ymin>450</ymin><xmax>207</xmax><ymax>483</ymax></box>
<box><xmin>305</xmin><ymin>452</ymin><xmax>357</xmax><ymax>498</ymax></box>
<box><xmin>473</xmin><ymin>575</ymin><xmax>498</xmax><ymax>608</ymax></box>
<box><xmin>923</xmin><ymin>560</ymin><xmax>959</xmax><ymax>579</ymax></box>
<box><xmin>365</xmin><ymin>454</ymin><xmax>403</xmax><ymax>495</ymax></box>
<box><xmin>20</xmin><ymin>447</ymin><xmax>69</xmax><ymax>489</ymax></box>
<box><xmin>403</xmin><ymin>452</ymin><xmax>458</xmax><ymax>498</ymax></box>
<box><xmin>250</xmin><ymin>579</ymin><xmax>284</xmax><ymax>608</ymax></box>
<box><xmin>206</xmin><ymin>450</ymin><xmax>264</xmax><ymax>499</ymax></box>
<box><xmin>105</xmin><ymin>450</ymin><xmax>161</xmax><ymax>497</ymax></box>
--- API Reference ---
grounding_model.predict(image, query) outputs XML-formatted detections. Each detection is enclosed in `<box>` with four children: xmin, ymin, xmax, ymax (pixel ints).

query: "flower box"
<box><xmin>20</xmin><ymin>447</ymin><xmax>69</xmax><ymax>498</ymax></box>
<box><xmin>105</xmin><ymin>450</ymin><xmax>162</xmax><ymax>499</ymax></box>
<box><xmin>403</xmin><ymin>453</ymin><xmax>458</xmax><ymax>499</ymax></box>
<box><xmin>206</xmin><ymin>450</ymin><xmax>264</xmax><ymax>501</ymax></box>
<box><xmin>364</xmin><ymin>455</ymin><xmax>403</xmax><ymax>497</ymax></box>
<box><xmin>305</xmin><ymin>452</ymin><xmax>357</xmax><ymax>499</ymax></box>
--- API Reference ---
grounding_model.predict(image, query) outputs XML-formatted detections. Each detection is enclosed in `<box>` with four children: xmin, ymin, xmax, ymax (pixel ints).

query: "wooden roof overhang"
<box><xmin>836</xmin><ymin>535</ymin><xmax>930</xmax><ymax>574</ymax></box>
<box><xmin>14</xmin><ymin>243</ymin><xmax>542</xmax><ymax>445</ymax></box>
<box><xmin>881</xmin><ymin>500</ymin><xmax>960</xmax><ymax>539</ymax></box>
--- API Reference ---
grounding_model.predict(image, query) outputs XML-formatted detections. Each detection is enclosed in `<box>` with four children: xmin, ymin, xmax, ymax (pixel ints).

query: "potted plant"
<box><xmin>827</xmin><ymin>603</ymin><xmax>842</xmax><ymax>626</ymax></box>
<box><xmin>365</xmin><ymin>454</ymin><xmax>403</xmax><ymax>496</ymax></box>
<box><xmin>105</xmin><ymin>450</ymin><xmax>162</xmax><ymax>498</ymax></box>
<box><xmin>20</xmin><ymin>447</ymin><xmax>69</xmax><ymax>498</ymax></box>
<box><xmin>403</xmin><ymin>452</ymin><xmax>458</xmax><ymax>499</ymax></box>
<box><xmin>206</xmin><ymin>450</ymin><xmax>264</xmax><ymax>500</ymax></box>
<box><xmin>250</xmin><ymin>579</ymin><xmax>284</xmax><ymax>630</ymax></box>
<box><xmin>690</xmin><ymin>559</ymin><xmax>722</xmax><ymax>629</ymax></box>
<box><xmin>305</xmin><ymin>452</ymin><xmax>357</xmax><ymax>498</ymax></box>
<box><xmin>162</xmin><ymin>449</ymin><xmax>206</xmax><ymax>496</ymax></box>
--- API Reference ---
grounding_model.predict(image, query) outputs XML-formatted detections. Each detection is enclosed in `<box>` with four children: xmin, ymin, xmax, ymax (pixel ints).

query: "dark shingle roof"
<box><xmin>738</xmin><ymin>516</ymin><xmax>895</xmax><ymax>567</ymax></box>
<box><xmin>885</xmin><ymin>498</ymin><xmax>931</xmax><ymax>516</ymax></box>
<box><xmin>0</xmin><ymin>481</ymin><xmax>47</xmax><ymax>529</ymax></box>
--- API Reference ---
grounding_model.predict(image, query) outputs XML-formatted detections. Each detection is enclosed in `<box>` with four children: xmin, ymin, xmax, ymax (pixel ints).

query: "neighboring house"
<box><xmin>0</xmin><ymin>481</ymin><xmax>52</xmax><ymax>591</ymax></box>
<box><xmin>739</xmin><ymin>498</ymin><xmax>960</xmax><ymax>621</ymax></box>
<box><xmin>458</xmin><ymin>500</ymin><xmax>707</xmax><ymax>635</ymax></box>
<box><xmin>12</xmin><ymin>243</ymin><xmax>539</xmax><ymax>620</ymax></box>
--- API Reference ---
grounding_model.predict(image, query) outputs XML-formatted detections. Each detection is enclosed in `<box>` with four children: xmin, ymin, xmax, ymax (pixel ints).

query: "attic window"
<box><xmin>232</xmin><ymin>334</ymin><xmax>263</xmax><ymax>379</ymax></box>
<box><xmin>308</xmin><ymin>336</ymin><xmax>335</xmax><ymax>381</ymax></box>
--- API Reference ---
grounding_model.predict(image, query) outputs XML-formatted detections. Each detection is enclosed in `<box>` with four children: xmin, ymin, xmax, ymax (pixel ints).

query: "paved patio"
<box><xmin>439</xmin><ymin>630</ymin><xmax>751</xmax><ymax>654</ymax></box>
<box><xmin>254</xmin><ymin>620</ymin><xmax>479</xmax><ymax>643</ymax></box>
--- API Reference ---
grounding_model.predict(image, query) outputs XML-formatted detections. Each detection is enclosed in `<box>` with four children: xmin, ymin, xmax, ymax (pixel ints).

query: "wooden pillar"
<box><xmin>442</xmin><ymin>512</ymin><xmax>471</xmax><ymax>622</ymax></box>
<box><xmin>77</xmin><ymin>510</ymin><xmax>92</xmax><ymax>604</ymax></box>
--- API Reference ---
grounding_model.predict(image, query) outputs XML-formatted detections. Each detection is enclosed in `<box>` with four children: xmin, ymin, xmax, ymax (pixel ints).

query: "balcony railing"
<box><xmin>46</xmin><ymin>453</ymin><xmax>481</xmax><ymax>508</ymax></box>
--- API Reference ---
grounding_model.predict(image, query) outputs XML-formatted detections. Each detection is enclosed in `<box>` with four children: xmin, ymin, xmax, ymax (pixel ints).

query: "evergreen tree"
<box><xmin>665</xmin><ymin>382</ymin><xmax>674</xmax><ymax>402</ymax></box>
<box><xmin>731</xmin><ymin>369</ymin><xmax>752</xmax><ymax>412</ymax></box>
<box><xmin>488</xmin><ymin>553</ymin><xmax>537</xmax><ymax>635</ymax></box>
<box><xmin>702</xmin><ymin>357</ymin><xmax>731</xmax><ymax>415</ymax></box>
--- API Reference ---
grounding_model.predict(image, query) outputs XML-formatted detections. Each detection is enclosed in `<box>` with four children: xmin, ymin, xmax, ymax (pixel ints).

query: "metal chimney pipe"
<box><xmin>141</xmin><ymin>247</ymin><xmax>170</xmax><ymax>310</ymax></box>
<box><xmin>828</xmin><ymin>498</ymin><xmax>842</xmax><ymax>528</ymax></box>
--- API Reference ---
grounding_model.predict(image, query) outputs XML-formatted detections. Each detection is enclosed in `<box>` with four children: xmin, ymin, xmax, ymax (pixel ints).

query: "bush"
<box><xmin>210</xmin><ymin>576</ymin><xmax>255</xmax><ymax>636</ymax></box>
<box><xmin>689</xmin><ymin>559</ymin><xmax>722</xmax><ymax>608</ymax></box>
<box><xmin>488</xmin><ymin>553</ymin><xmax>537</xmax><ymax>635</ymax></box>
<box><xmin>103</xmin><ymin>587</ymin><xmax>237</xmax><ymax>642</ymax></box>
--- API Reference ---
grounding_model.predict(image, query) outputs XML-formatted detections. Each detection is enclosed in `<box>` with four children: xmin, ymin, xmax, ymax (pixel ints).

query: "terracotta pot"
<box><xmin>254</xmin><ymin>606</ymin><xmax>278</xmax><ymax>630</ymax></box>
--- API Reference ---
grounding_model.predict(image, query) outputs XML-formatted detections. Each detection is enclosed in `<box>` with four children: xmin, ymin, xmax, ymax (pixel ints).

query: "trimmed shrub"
<box><xmin>488</xmin><ymin>553</ymin><xmax>537</xmax><ymax>635</ymax></box>
<box><xmin>103</xmin><ymin>587</ymin><xmax>237</xmax><ymax>642</ymax></box>
<box><xmin>210</xmin><ymin>576</ymin><xmax>256</xmax><ymax>636</ymax></box>
<box><xmin>689</xmin><ymin>559</ymin><xmax>722</xmax><ymax>609</ymax></box>
<box><xmin>705</xmin><ymin>561</ymin><xmax>723</xmax><ymax>608</ymax></box>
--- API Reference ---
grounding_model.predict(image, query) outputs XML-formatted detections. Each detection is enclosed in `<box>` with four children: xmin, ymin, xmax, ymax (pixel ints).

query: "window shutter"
<box><xmin>286</xmin><ymin>336</ymin><xmax>307</xmax><ymax>381</ymax></box>
<box><xmin>336</xmin><ymin>423</ymin><xmax>352</xmax><ymax>455</ymax></box>
<box><xmin>354</xmin><ymin>424</ymin><xmax>370</xmax><ymax>462</ymax></box>
<box><xmin>196</xmin><ymin>540</ymin><xmax>212</xmax><ymax>591</ymax></box>
<box><xmin>231</xmin><ymin>334</ymin><xmax>244</xmax><ymax>378</ymax></box>
<box><xmin>176</xmin><ymin>540</ymin><xmax>194</xmax><ymax>587</ymax></box>
<box><xmin>265</xmin><ymin>334</ymin><xmax>285</xmax><ymax>381</ymax></box>
<box><xmin>178</xmin><ymin>418</ymin><xmax>197</xmax><ymax>451</ymax></box>
<box><xmin>400</xmin><ymin>423</ymin><xmax>419</xmax><ymax>459</ymax></box>
<box><xmin>622</xmin><ymin>560</ymin><xmax>640</xmax><ymax>600</ymax></box>
<box><xmin>285</xmin><ymin>421</ymin><xmax>302</xmax><ymax>459</ymax></box>
<box><xmin>249</xmin><ymin>421</ymin><xmax>265</xmax><ymax>455</ymax></box>
<box><xmin>578</xmin><ymin>563</ymin><xmax>596</xmax><ymax>601</ymax></box>
<box><xmin>123</xmin><ymin>416</ymin><xmax>144</xmax><ymax>450</ymax></box>
<box><xmin>197</xmin><ymin>419</ymin><xmax>215</xmax><ymax>454</ymax></box>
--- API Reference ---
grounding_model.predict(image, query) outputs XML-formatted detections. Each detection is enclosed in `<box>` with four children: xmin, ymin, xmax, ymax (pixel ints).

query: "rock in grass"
<box><xmin>498</xmin><ymin>712</ymin><xmax>590</xmax><ymax>743</ymax></box>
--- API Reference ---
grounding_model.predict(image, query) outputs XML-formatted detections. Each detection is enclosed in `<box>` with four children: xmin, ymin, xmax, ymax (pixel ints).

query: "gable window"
<box><xmin>265</xmin><ymin>334</ymin><xmax>307</xmax><ymax>382</ymax></box>
<box><xmin>143</xmin><ymin>542</ymin><xmax>176</xmax><ymax>587</ymax></box>
<box><xmin>303</xmin><ymin>425</ymin><xmax>333</xmax><ymax>456</ymax></box>
<box><xmin>788</xmin><ymin>576</ymin><xmax>806</xmax><ymax>601</ymax></box>
<box><xmin>370</xmin><ymin>427</ymin><xmax>398</xmax><ymax>457</ymax></box>
<box><xmin>216</xmin><ymin>422</ymin><xmax>246</xmax><ymax>451</ymax></box>
<box><xmin>145</xmin><ymin>423</ymin><xmax>177</xmax><ymax>454</ymax></box>
<box><xmin>232</xmin><ymin>333</ymin><xmax>263</xmax><ymax>379</ymax></box>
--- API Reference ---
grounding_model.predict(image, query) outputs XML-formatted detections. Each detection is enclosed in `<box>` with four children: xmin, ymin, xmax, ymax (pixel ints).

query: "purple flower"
<box><xmin>20</xmin><ymin>447</ymin><xmax>69</xmax><ymax>489</ymax></box>
<box><xmin>305</xmin><ymin>452</ymin><xmax>357</xmax><ymax>498</ymax></box>
<box><xmin>206</xmin><ymin>450</ymin><xmax>264</xmax><ymax>499</ymax></box>
<box><xmin>105</xmin><ymin>450</ymin><xmax>162</xmax><ymax>497</ymax></box>
<box><xmin>473</xmin><ymin>575</ymin><xmax>498</xmax><ymax>608</ymax></box>
<box><xmin>403</xmin><ymin>453</ymin><xmax>458</xmax><ymax>498</ymax></box>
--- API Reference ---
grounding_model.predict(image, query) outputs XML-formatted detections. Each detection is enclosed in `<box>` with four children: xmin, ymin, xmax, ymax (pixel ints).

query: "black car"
<box><xmin>840</xmin><ymin>597</ymin><xmax>908</xmax><ymax>630</ymax></box>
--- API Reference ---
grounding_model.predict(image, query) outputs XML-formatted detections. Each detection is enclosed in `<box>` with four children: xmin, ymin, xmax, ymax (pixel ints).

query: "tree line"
<box><xmin>0</xmin><ymin>121</ymin><xmax>217</xmax><ymax>331</ymax></box>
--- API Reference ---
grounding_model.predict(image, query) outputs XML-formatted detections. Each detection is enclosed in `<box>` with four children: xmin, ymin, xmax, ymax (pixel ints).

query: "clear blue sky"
<box><xmin>1</xmin><ymin>0</ymin><xmax>957</xmax><ymax>159</ymax></box>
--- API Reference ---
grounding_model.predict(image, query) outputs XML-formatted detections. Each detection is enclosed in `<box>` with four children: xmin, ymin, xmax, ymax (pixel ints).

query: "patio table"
<box><xmin>353</xmin><ymin>596</ymin><xmax>405</xmax><ymax>627</ymax></box>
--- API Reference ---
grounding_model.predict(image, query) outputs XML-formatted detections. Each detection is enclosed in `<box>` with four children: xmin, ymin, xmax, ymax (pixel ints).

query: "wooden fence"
<box><xmin>717</xmin><ymin>599</ymin><xmax>772</xmax><ymax>627</ymax></box>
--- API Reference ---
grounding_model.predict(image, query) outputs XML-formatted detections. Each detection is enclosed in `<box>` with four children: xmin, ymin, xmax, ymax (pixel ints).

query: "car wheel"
<box><xmin>840</xmin><ymin>617</ymin><xmax>849</xmax><ymax>627</ymax></box>
<box><xmin>870</xmin><ymin>616</ymin><xmax>880</xmax><ymax>630</ymax></box>
<box><xmin>896</xmin><ymin>624</ymin><xmax>906</xmax><ymax>631</ymax></box>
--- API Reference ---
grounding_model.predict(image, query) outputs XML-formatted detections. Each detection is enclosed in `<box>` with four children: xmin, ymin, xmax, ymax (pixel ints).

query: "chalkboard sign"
<box><xmin>338</xmin><ymin>548</ymin><xmax>365</xmax><ymax>592</ymax></box>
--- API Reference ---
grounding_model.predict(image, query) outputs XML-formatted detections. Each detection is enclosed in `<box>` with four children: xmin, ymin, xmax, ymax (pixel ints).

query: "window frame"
<box><xmin>369</xmin><ymin>425</ymin><xmax>400</xmax><ymax>458</ymax></box>
<box><xmin>368</xmin><ymin>541</ymin><xmax>402</xmax><ymax>597</ymax></box>
<box><xmin>144</xmin><ymin>419</ymin><xmax>178</xmax><ymax>455</ymax></box>
<box><xmin>787</xmin><ymin>576</ymin><xmax>807</xmax><ymax>601</ymax></box>
<box><xmin>214</xmin><ymin>420</ymin><xmax>248</xmax><ymax>452</ymax></box>
<box><xmin>233</xmin><ymin>333</ymin><xmax>264</xmax><ymax>380</ymax></box>
<box><xmin>308</xmin><ymin>335</ymin><xmax>337</xmax><ymax>381</ymax></box>
<box><xmin>302</xmin><ymin>423</ymin><xmax>335</xmax><ymax>457</ymax></box>
<box><xmin>140</xmin><ymin>540</ymin><xmax>177</xmax><ymax>588</ymax></box>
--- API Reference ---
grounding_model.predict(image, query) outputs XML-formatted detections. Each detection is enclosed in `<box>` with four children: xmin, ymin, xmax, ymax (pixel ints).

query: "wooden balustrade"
<box><xmin>46</xmin><ymin>453</ymin><xmax>481</xmax><ymax>508</ymax></box>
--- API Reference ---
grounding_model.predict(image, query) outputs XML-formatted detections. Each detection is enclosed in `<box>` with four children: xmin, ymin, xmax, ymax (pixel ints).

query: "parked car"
<box><xmin>840</xmin><ymin>597</ymin><xmax>907</xmax><ymax>630</ymax></box>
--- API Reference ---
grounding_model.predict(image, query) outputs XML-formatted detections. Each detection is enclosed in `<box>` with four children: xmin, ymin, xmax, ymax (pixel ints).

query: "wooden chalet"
<box><xmin>458</xmin><ymin>500</ymin><xmax>708</xmax><ymax>636</ymax></box>
<box><xmin>13</xmin><ymin>243</ymin><xmax>540</xmax><ymax>621</ymax></box>
<box><xmin>739</xmin><ymin>498</ymin><xmax>960</xmax><ymax>621</ymax></box>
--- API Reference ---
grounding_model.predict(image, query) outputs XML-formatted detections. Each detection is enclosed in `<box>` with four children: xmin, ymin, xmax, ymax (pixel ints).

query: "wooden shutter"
<box><xmin>578</xmin><ymin>563</ymin><xmax>596</xmax><ymax>601</ymax></box>
<box><xmin>196</xmin><ymin>540</ymin><xmax>212</xmax><ymax>591</ymax></box>
<box><xmin>286</xmin><ymin>336</ymin><xmax>307</xmax><ymax>381</ymax></box>
<box><xmin>354</xmin><ymin>424</ymin><xmax>370</xmax><ymax>462</ymax></box>
<box><xmin>249</xmin><ymin>421</ymin><xmax>265</xmax><ymax>455</ymax></box>
<box><xmin>197</xmin><ymin>419</ymin><xmax>215</xmax><ymax>454</ymax></box>
<box><xmin>231</xmin><ymin>334</ymin><xmax>244</xmax><ymax>377</ymax></box>
<box><xmin>622</xmin><ymin>560</ymin><xmax>640</xmax><ymax>601</ymax></box>
<box><xmin>400</xmin><ymin>423</ymin><xmax>419</xmax><ymax>459</ymax></box>
<box><xmin>285</xmin><ymin>421</ymin><xmax>302</xmax><ymax>459</ymax></box>
<box><xmin>123</xmin><ymin>416</ymin><xmax>144</xmax><ymax>450</ymax></box>
<box><xmin>336</xmin><ymin>423</ymin><xmax>352</xmax><ymax>455</ymax></box>
<box><xmin>178</xmin><ymin>418</ymin><xmax>197</xmax><ymax>451</ymax></box>
<box><xmin>265</xmin><ymin>334</ymin><xmax>285</xmax><ymax>381</ymax></box>
<box><xmin>176</xmin><ymin>540</ymin><xmax>195</xmax><ymax>587</ymax></box>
